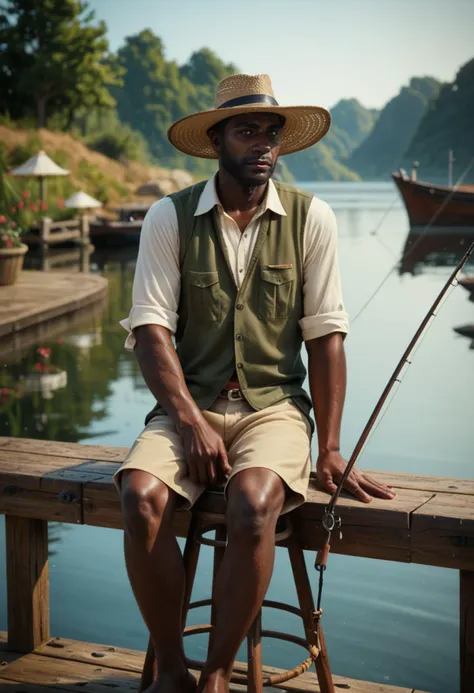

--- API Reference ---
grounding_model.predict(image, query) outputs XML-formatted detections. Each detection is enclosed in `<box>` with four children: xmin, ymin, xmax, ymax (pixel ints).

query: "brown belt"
<box><xmin>219</xmin><ymin>380</ymin><xmax>243</xmax><ymax>401</ymax></box>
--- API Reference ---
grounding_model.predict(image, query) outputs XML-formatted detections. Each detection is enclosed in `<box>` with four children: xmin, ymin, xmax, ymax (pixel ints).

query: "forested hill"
<box><xmin>110</xmin><ymin>33</ymin><xmax>237</xmax><ymax>176</ymax></box>
<box><xmin>1</xmin><ymin>3</ymin><xmax>471</xmax><ymax>182</ymax></box>
<box><xmin>284</xmin><ymin>99</ymin><xmax>378</xmax><ymax>181</ymax></box>
<box><xmin>404</xmin><ymin>58</ymin><xmax>474</xmax><ymax>184</ymax></box>
<box><xmin>347</xmin><ymin>77</ymin><xmax>441</xmax><ymax>179</ymax></box>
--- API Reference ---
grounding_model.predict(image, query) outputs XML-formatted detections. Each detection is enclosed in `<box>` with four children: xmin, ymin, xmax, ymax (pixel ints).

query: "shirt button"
<box><xmin>237</xmin><ymin>362</ymin><xmax>243</xmax><ymax>369</ymax></box>
<box><xmin>239</xmin><ymin>269</ymin><xmax>243</xmax><ymax>274</ymax></box>
<box><xmin>236</xmin><ymin>303</ymin><xmax>244</xmax><ymax>310</ymax></box>
<box><xmin>236</xmin><ymin>334</ymin><xmax>243</xmax><ymax>341</ymax></box>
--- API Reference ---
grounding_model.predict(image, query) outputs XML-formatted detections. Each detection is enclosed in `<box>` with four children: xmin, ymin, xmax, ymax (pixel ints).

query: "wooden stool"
<box><xmin>139</xmin><ymin>488</ymin><xmax>334</xmax><ymax>693</ymax></box>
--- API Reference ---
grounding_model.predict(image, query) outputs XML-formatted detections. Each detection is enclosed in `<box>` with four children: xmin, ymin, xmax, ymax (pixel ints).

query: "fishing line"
<box><xmin>351</xmin><ymin>156</ymin><xmax>474</xmax><ymax>324</ymax></box>
<box><xmin>352</xmin><ymin>279</ymin><xmax>459</xmax><ymax>461</ymax></box>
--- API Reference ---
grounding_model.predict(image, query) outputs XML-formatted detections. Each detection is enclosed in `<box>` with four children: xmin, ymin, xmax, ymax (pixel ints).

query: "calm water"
<box><xmin>1</xmin><ymin>182</ymin><xmax>473</xmax><ymax>693</ymax></box>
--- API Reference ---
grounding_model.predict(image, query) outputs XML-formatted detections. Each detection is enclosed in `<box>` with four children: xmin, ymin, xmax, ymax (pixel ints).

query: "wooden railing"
<box><xmin>0</xmin><ymin>436</ymin><xmax>473</xmax><ymax>692</ymax></box>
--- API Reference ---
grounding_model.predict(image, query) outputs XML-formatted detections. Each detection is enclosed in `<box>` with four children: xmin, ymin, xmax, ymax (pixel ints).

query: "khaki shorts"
<box><xmin>114</xmin><ymin>398</ymin><xmax>312</xmax><ymax>515</ymax></box>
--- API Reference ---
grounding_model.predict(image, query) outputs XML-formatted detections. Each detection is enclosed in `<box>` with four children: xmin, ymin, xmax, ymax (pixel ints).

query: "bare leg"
<box><xmin>198</xmin><ymin>468</ymin><xmax>286</xmax><ymax>693</ymax></box>
<box><xmin>121</xmin><ymin>470</ymin><xmax>196</xmax><ymax>693</ymax></box>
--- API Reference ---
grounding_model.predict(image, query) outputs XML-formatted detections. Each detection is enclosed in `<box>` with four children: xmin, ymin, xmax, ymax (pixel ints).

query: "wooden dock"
<box><xmin>0</xmin><ymin>436</ymin><xmax>473</xmax><ymax>692</ymax></box>
<box><xmin>0</xmin><ymin>270</ymin><xmax>108</xmax><ymax>361</ymax></box>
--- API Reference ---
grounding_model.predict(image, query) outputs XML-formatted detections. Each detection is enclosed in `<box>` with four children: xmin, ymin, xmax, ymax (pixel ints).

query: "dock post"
<box><xmin>5</xmin><ymin>515</ymin><xmax>50</xmax><ymax>652</ymax></box>
<box><xmin>80</xmin><ymin>214</ymin><xmax>90</xmax><ymax>245</ymax></box>
<box><xmin>40</xmin><ymin>217</ymin><xmax>50</xmax><ymax>252</ymax></box>
<box><xmin>460</xmin><ymin>570</ymin><xmax>474</xmax><ymax>693</ymax></box>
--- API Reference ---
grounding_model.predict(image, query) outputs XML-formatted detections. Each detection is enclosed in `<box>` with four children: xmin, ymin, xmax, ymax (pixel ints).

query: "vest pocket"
<box><xmin>187</xmin><ymin>270</ymin><xmax>221</xmax><ymax>322</ymax></box>
<box><xmin>259</xmin><ymin>267</ymin><xmax>295</xmax><ymax>320</ymax></box>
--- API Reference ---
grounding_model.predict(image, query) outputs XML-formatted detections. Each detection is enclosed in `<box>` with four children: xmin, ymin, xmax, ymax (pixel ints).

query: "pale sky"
<box><xmin>90</xmin><ymin>0</ymin><xmax>474</xmax><ymax>110</ymax></box>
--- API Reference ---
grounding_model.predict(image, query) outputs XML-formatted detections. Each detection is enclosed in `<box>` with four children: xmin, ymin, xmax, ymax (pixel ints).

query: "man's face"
<box><xmin>210</xmin><ymin>113</ymin><xmax>283</xmax><ymax>187</ymax></box>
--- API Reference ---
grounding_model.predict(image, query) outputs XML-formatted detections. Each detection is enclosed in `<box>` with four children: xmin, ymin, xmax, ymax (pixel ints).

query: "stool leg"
<box><xmin>287</xmin><ymin>534</ymin><xmax>335</xmax><ymax>693</ymax></box>
<box><xmin>182</xmin><ymin>514</ymin><xmax>202</xmax><ymax>628</ymax></box>
<box><xmin>209</xmin><ymin>524</ymin><xmax>227</xmax><ymax>654</ymax></box>
<box><xmin>247</xmin><ymin>609</ymin><xmax>263</xmax><ymax>693</ymax></box>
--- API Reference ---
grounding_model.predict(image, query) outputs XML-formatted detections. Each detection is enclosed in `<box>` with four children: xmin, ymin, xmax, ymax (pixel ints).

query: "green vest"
<box><xmin>145</xmin><ymin>179</ymin><xmax>313</xmax><ymax>427</ymax></box>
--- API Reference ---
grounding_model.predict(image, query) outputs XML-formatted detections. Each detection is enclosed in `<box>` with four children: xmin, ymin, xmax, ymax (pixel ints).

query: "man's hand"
<box><xmin>316</xmin><ymin>450</ymin><xmax>395</xmax><ymax>503</ymax></box>
<box><xmin>179</xmin><ymin>413</ymin><xmax>232</xmax><ymax>486</ymax></box>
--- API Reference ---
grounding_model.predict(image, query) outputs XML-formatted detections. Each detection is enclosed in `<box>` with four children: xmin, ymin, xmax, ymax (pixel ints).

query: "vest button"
<box><xmin>237</xmin><ymin>362</ymin><xmax>243</xmax><ymax>369</ymax></box>
<box><xmin>236</xmin><ymin>304</ymin><xmax>244</xmax><ymax>310</ymax></box>
<box><xmin>236</xmin><ymin>334</ymin><xmax>243</xmax><ymax>341</ymax></box>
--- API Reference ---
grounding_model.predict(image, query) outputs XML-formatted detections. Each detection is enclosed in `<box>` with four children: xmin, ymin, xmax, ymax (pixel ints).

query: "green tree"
<box><xmin>111</xmin><ymin>32</ymin><xmax>235</xmax><ymax>172</ymax></box>
<box><xmin>0</xmin><ymin>0</ymin><xmax>122</xmax><ymax>128</ymax></box>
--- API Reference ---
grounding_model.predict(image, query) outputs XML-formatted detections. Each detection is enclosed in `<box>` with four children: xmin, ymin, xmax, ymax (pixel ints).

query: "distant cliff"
<box><xmin>347</xmin><ymin>77</ymin><xmax>440</xmax><ymax>180</ymax></box>
<box><xmin>404</xmin><ymin>58</ymin><xmax>474</xmax><ymax>184</ymax></box>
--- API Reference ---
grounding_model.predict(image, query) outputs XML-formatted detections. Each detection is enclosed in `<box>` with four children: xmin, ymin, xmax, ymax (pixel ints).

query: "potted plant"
<box><xmin>0</xmin><ymin>210</ymin><xmax>28</xmax><ymax>286</ymax></box>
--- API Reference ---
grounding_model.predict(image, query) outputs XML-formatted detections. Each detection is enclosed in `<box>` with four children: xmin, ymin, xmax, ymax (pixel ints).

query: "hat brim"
<box><xmin>167</xmin><ymin>105</ymin><xmax>331</xmax><ymax>159</ymax></box>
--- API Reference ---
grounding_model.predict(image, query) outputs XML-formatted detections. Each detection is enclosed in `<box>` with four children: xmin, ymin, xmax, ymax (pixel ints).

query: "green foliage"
<box><xmin>111</xmin><ymin>32</ymin><xmax>236</xmax><ymax>172</ymax></box>
<box><xmin>348</xmin><ymin>77</ymin><xmax>441</xmax><ymax>180</ymax></box>
<box><xmin>77</xmin><ymin>160</ymin><xmax>126</xmax><ymax>203</ymax></box>
<box><xmin>87</xmin><ymin>127</ymin><xmax>150</xmax><ymax>163</ymax></box>
<box><xmin>0</xmin><ymin>0</ymin><xmax>122</xmax><ymax>128</ymax></box>
<box><xmin>405</xmin><ymin>58</ymin><xmax>474</xmax><ymax>184</ymax></box>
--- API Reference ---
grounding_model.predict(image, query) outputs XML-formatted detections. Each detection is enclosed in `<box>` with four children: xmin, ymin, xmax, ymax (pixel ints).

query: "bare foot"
<box><xmin>197</xmin><ymin>671</ymin><xmax>229</xmax><ymax>693</ymax></box>
<box><xmin>143</xmin><ymin>670</ymin><xmax>197</xmax><ymax>693</ymax></box>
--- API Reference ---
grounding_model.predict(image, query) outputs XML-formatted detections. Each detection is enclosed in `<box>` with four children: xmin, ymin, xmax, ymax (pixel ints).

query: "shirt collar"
<box><xmin>194</xmin><ymin>172</ymin><xmax>287</xmax><ymax>218</ymax></box>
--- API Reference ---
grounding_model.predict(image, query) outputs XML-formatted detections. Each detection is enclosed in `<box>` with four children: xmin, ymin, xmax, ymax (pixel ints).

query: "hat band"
<box><xmin>218</xmin><ymin>93</ymin><xmax>279</xmax><ymax>109</ymax></box>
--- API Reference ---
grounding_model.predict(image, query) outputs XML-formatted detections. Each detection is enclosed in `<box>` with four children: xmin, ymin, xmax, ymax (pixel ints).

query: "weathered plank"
<box><xmin>299</xmin><ymin>486</ymin><xmax>434</xmax><ymax>529</ymax></box>
<box><xmin>0</xmin><ymin>653</ymin><xmax>140</xmax><ymax>692</ymax></box>
<box><xmin>460</xmin><ymin>570</ymin><xmax>474</xmax><ymax>693</ymax></box>
<box><xmin>361</xmin><ymin>470</ymin><xmax>474</xmax><ymax>496</ymax></box>
<box><xmin>0</xmin><ymin>272</ymin><xmax>108</xmax><ymax>339</ymax></box>
<box><xmin>5</xmin><ymin>517</ymin><xmax>49</xmax><ymax>652</ymax></box>
<box><xmin>412</xmin><ymin>493</ymin><xmax>474</xmax><ymax>531</ymax></box>
<box><xmin>27</xmin><ymin>637</ymin><xmax>415</xmax><ymax>693</ymax></box>
<box><xmin>0</xmin><ymin>481</ymin><xmax>82</xmax><ymax>524</ymax></box>
<box><xmin>0</xmin><ymin>437</ymin><xmax>126</xmax><ymax>463</ymax></box>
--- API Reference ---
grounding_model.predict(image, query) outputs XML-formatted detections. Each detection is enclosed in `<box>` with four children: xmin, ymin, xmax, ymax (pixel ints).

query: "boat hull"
<box><xmin>392</xmin><ymin>172</ymin><xmax>474</xmax><ymax>228</ymax></box>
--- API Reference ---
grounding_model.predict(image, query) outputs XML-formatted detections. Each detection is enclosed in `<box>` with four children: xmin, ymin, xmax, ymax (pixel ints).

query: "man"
<box><xmin>116</xmin><ymin>73</ymin><xmax>395</xmax><ymax>693</ymax></box>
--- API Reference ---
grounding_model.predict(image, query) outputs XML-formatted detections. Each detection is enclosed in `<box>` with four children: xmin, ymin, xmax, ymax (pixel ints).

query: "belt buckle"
<box><xmin>227</xmin><ymin>388</ymin><xmax>242</xmax><ymax>401</ymax></box>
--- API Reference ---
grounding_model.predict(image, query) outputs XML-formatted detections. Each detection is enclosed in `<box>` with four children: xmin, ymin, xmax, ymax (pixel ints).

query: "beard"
<box><xmin>220</xmin><ymin>142</ymin><xmax>276</xmax><ymax>188</ymax></box>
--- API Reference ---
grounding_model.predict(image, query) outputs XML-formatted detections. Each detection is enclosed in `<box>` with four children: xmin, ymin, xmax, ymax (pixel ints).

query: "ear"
<box><xmin>207</xmin><ymin>129</ymin><xmax>222</xmax><ymax>156</ymax></box>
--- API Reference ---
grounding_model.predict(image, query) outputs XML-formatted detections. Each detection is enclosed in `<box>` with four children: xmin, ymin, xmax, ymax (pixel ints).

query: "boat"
<box><xmin>392</xmin><ymin>167</ymin><xmax>474</xmax><ymax>229</ymax></box>
<box><xmin>88</xmin><ymin>203</ymin><xmax>152</xmax><ymax>245</ymax></box>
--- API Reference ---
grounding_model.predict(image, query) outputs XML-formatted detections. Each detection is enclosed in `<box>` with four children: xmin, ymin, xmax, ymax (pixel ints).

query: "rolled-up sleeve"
<box><xmin>299</xmin><ymin>197</ymin><xmax>349</xmax><ymax>342</ymax></box>
<box><xmin>120</xmin><ymin>197</ymin><xmax>180</xmax><ymax>351</ymax></box>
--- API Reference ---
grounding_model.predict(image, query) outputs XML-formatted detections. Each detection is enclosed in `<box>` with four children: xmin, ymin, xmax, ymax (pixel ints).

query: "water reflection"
<box><xmin>0</xmin><ymin>248</ymin><xmax>140</xmax><ymax>441</ymax></box>
<box><xmin>399</xmin><ymin>226</ymin><xmax>474</xmax><ymax>275</ymax></box>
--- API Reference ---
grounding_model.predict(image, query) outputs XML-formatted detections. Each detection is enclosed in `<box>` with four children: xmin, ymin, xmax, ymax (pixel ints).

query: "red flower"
<box><xmin>57</xmin><ymin>199</ymin><xmax>65</xmax><ymax>209</ymax></box>
<box><xmin>5</xmin><ymin>240</ymin><xmax>13</xmax><ymax>248</ymax></box>
<box><xmin>17</xmin><ymin>201</ymin><xmax>24</xmax><ymax>209</ymax></box>
<box><xmin>36</xmin><ymin>347</ymin><xmax>51</xmax><ymax>359</ymax></box>
<box><xmin>0</xmin><ymin>215</ymin><xmax>6</xmax><ymax>224</ymax></box>
<box><xmin>56</xmin><ymin>339</ymin><xmax>64</xmax><ymax>344</ymax></box>
<box><xmin>0</xmin><ymin>388</ymin><xmax>10</xmax><ymax>395</ymax></box>
<box><xmin>30</xmin><ymin>203</ymin><xmax>38</xmax><ymax>212</ymax></box>
<box><xmin>11</xmin><ymin>222</ymin><xmax>17</xmax><ymax>228</ymax></box>
<box><xmin>10</xmin><ymin>207</ymin><xmax>16</xmax><ymax>214</ymax></box>
<box><xmin>22</xmin><ymin>190</ymin><xmax>30</xmax><ymax>199</ymax></box>
<box><xmin>40</xmin><ymin>201</ymin><xmax>48</xmax><ymax>211</ymax></box>
<box><xmin>34</xmin><ymin>362</ymin><xmax>44</xmax><ymax>372</ymax></box>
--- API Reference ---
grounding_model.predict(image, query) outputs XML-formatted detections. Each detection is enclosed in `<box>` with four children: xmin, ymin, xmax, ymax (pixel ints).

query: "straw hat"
<box><xmin>168</xmin><ymin>73</ymin><xmax>331</xmax><ymax>159</ymax></box>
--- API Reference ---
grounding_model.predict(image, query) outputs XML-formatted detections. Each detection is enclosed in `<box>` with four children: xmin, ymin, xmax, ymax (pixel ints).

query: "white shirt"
<box><xmin>120</xmin><ymin>175</ymin><xmax>349</xmax><ymax>350</ymax></box>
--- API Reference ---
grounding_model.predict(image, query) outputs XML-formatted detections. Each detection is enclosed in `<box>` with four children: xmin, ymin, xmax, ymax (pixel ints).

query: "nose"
<box><xmin>251</xmin><ymin>139</ymin><xmax>272</xmax><ymax>157</ymax></box>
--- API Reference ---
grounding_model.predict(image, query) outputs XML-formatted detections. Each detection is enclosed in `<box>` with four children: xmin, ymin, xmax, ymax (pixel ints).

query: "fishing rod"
<box><xmin>314</xmin><ymin>240</ymin><xmax>474</xmax><ymax>612</ymax></box>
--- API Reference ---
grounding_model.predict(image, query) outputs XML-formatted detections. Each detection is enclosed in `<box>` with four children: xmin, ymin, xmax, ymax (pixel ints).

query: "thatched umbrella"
<box><xmin>10</xmin><ymin>150</ymin><xmax>70</xmax><ymax>202</ymax></box>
